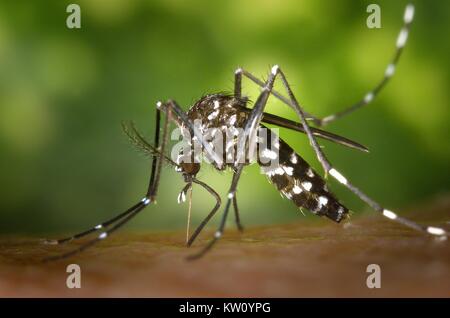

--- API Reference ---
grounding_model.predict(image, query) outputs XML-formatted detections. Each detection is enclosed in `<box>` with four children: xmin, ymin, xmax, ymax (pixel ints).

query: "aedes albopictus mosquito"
<box><xmin>44</xmin><ymin>4</ymin><xmax>448</xmax><ymax>261</ymax></box>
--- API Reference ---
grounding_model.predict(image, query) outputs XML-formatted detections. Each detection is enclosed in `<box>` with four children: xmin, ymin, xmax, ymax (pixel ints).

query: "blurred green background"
<box><xmin>0</xmin><ymin>0</ymin><xmax>449</xmax><ymax>235</ymax></box>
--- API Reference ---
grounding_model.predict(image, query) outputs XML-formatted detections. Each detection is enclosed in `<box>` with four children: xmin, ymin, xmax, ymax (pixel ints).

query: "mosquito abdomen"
<box><xmin>259</xmin><ymin>125</ymin><xmax>349</xmax><ymax>223</ymax></box>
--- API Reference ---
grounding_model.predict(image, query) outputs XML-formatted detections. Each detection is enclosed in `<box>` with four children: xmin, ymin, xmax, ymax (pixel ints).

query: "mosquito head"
<box><xmin>176</xmin><ymin>162</ymin><xmax>201</xmax><ymax>182</ymax></box>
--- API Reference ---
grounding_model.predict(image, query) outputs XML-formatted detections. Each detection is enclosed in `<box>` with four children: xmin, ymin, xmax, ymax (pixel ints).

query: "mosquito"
<box><xmin>43</xmin><ymin>4</ymin><xmax>448</xmax><ymax>261</ymax></box>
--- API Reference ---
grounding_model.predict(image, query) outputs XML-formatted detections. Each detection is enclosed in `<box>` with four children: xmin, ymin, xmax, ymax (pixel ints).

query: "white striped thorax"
<box><xmin>171</xmin><ymin>94</ymin><xmax>282</xmax><ymax>170</ymax></box>
<box><xmin>229</xmin><ymin>114</ymin><xmax>237</xmax><ymax>126</ymax></box>
<box><xmin>207</xmin><ymin>110</ymin><xmax>219</xmax><ymax>120</ymax></box>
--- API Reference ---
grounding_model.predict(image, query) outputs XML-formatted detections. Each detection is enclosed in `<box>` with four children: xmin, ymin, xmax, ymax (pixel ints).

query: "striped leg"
<box><xmin>188</xmin><ymin>69</ymin><xmax>279</xmax><ymax>259</ymax></box>
<box><xmin>122</xmin><ymin>119</ymin><xmax>225</xmax><ymax>247</ymax></box>
<box><xmin>42</xmin><ymin>105</ymin><xmax>172</xmax><ymax>261</ymax></box>
<box><xmin>233</xmin><ymin>194</ymin><xmax>244</xmax><ymax>232</ymax></box>
<box><xmin>185</xmin><ymin>181</ymin><xmax>242</xmax><ymax>249</ymax></box>
<box><xmin>187</xmin><ymin>168</ymin><xmax>244</xmax><ymax>260</ymax></box>
<box><xmin>42</xmin><ymin>200</ymin><xmax>147</xmax><ymax>246</ymax></box>
<box><xmin>167</xmin><ymin>96</ymin><xmax>245</xmax><ymax>233</ymax></box>
<box><xmin>318</xmin><ymin>4</ymin><xmax>415</xmax><ymax>126</ymax></box>
<box><xmin>267</xmin><ymin>64</ymin><xmax>449</xmax><ymax>239</ymax></box>
<box><xmin>236</xmin><ymin>4</ymin><xmax>415</xmax><ymax>127</ymax></box>
<box><xmin>328</xmin><ymin>168</ymin><xmax>448</xmax><ymax>238</ymax></box>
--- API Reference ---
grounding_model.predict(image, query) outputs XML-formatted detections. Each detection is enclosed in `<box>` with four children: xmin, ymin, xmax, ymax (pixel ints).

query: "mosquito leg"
<box><xmin>274</xmin><ymin>65</ymin><xmax>333</xmax><ymax>175</ymax></box>
<box><xmin>43</xmin><ymin>105</ymin><xmax>172</xmax><ymax>260</ymax></box>
<box><xmin>124</xmin><ymin>115</ymin><xmax>224</xmax><ymax>245</ymax></box>
<box><xmin>234</xmin><ymin>67</ymin><xmax>243</xmax><ymax>98</ymax></box>
<box><xmin>233</xmin><ymin>194</ymin><xmax>244</xmax><ymax>232</ymax></box>
<box><xmin>238</xmin><ymin>64</ymin><xmax>333</xmax><ymax>176</ymax></box>
<box><xmin>186</xmin><ymin>178</ymin><xmax>221</xmax><ymax>247</ymax></box>
<box><xmin>43</xmin><ymin>203</ymin><xmax>148</xmax><ymax>262</ymax></box>
<box><xmin>327</xmin><ymin>167</ymin><xmax>448</xmax><ymax>238</ymax></box>
<box><xmin>234</xmin><ymin>66</ymin><xmax>312</xmax><ymax>120</ymax></box>
<box><xmin>162</xmin><ymin>100</ymin><xmax>224</xmax><ymax>169</ymax></box>
<box><xmin>42</xmin><ymin>201</ymin><xmax>146</xmax><ymax>245</ymax></box>
<box><xmin>147</xmin><ymin>106</ymin><xmax>162</xmax><ymax>193</ymax></box>
<box><xmin>186</xmin><ymin>170</ymin><xmax>242</xmax><ymax>260</ymax></box>
<box><xmin>237</xmin><ymin>68</ymin><xmax>317</xmax><ymax>123</ymax></box>
<box><xmin>158</xmin><ymin>99</ymin><xmax>244</xmax><ymax>247</ymax></box>
<box><xmin>318</xmin><ymin>4</ymin><xmax>415</xmax><ymax>126</ymax></box>
<box><xmin>44</xmin><ymin>110</ymin><xmax>164</xmax><ymax>246</ymax></box>
<box><xmin>238</xmin><ymin>4</ymin><xmax>415</xmax><ymax>127</ymax></box>
<box><xmin>146</xmin><ymin>107</ymin><xmax>170</xmax><ymax>199</ymax></box>
<box><xmin>187</xmin><ymin>72</ymin><xmax>278</xmax><ymax>259</ymax></box>
<box><xmin>270</xmin><ymin>65</ymin><xmax>448</xmax><ymax>239</ymax></box>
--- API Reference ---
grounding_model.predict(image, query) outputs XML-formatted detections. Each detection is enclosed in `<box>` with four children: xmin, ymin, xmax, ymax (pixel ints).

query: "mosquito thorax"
<box><xmin>181</xmin><ymin>93</ymin><xmax>251</xmax><ymax>170</ymax></box>
<box><xmin>188</xmin><ymin>93</ymin><xmax>248</xmax><ymax>126</ymax></box>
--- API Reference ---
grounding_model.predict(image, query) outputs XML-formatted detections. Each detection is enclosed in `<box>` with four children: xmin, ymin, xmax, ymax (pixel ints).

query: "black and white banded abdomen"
<box><xmin>258</xmin><ymin>125</ymin><xmax>349</xmax><ymax>223</ymax></box>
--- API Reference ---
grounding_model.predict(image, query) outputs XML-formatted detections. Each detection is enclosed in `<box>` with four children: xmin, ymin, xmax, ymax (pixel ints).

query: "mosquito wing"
<box><xmin>236</xmin><ymin>105</ymin><xmax>368</xmax><ymax>152</ymax></box>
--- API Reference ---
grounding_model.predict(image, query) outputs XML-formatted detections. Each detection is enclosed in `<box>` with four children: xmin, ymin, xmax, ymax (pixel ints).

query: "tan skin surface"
<box><xmin>1</xmin><ymin>195</ymin><xmax>449</xmax><ymax>297</ymax></box>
